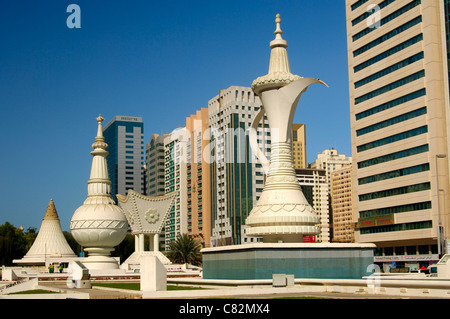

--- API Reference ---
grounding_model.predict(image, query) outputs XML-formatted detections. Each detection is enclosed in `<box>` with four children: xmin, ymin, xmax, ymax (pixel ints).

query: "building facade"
<box><xmin>103</xmin><ymin>116</ymin><xmax>144</xmax><ymax>200</ymax></box>
<box><xmin>163</xmin><ymin>130</ymin><xmax>188</xmax><ymax>249</ymax></box>
<box><xmin>346</xmin><ymin>0</ymin><xmax>450</xmax><ymax>270</ymax></box>
<box><xmin>331</xmin><ymin>165</ymin><xmax>354</xmax><ymax>243</ymax></box>
<box><xmin>295</xmin><ymin>168</ymin><xmax>330</xmax><ymax>242</ymax></box>
<box><xmin>145</xmin><ymin>133</ymin><xmax>168</xmax><ymax>197</ymax></box>
<box><xmin>310</xmin><ymin>148</ymin><xmax>352</xmax><ymax>240</ymax></box>
<box><xmin>292</xmin><ymin>124</ymin><xmax>307</xmax><ymax>169</ymax></box>
<box><xmin>208</xmin><ymin>86</ymin><xmax>271</xmax><ymax>247</ymax></box>
<box><xmin>185</xmin><ymin>108</ymin><xmax>212</xmax><ymax>248</ymax></box>
<box><xmin>310</xmin><ymin>148</ymin><xmax>353</xmax><ymax>186</ymax></box>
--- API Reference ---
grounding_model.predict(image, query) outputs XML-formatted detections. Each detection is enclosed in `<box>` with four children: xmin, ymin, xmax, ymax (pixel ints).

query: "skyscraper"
<box><xmin>145</xmin><ymin>133</ymin><xmax>168</xmax><ymax>197</ymax></box>
<box><xmin>208</xmin><ymin>86</ymin><xmax>271</xmax><ymax>246</ymax></box>
<box><xmin>310</xmin><ymin>148</ymin><xmax>352</xmax><ymax>187</ymax></box>
<box><xmin>331</xmin><ymin>165</ymin><xmax>354</xmax><ymax>243</ymax></box>
<box><xmin>346</xmin><ymin>0</ymin><xmax>450</xmax><ymax>270</ymax></box>
<box><xmin>310</xmin><ymin>149</ymin><xmax>352</xmax><ymax>242</ymax></box>
<box><xmin>185</xmin><ymin>108</ymin><xmax>211</xmax><ymax>247</ymax></box>
<box><xmin>163</xmin><ymin>130</ymin><xmax>188</xmax><ymax>248</ymax></box>
<box><xmin>103</xmin><ymin>116</ymin><xmax>144</xmax><ymax>200</ymax></box>
<box><xmin>292</xmin><ymin>124</ymin><xmax>307</xmax><ymax>169</ymax></box>
<box><xmin>295</xmin><ymin>168</ymin><xmax>329</xmax><ymax>242</ymax></box>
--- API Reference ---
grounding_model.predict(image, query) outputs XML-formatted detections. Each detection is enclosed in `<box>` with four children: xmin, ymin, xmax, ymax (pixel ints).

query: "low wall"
<box><xmin>167</xmin><ymin>276</ymin><xmax>450</xmax><ymax>298</ymax></box>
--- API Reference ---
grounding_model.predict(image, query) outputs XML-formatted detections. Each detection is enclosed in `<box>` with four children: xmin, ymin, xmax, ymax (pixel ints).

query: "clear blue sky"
<box><xmin>0</xmin><ymin>0</ymin><xmax>350</xmax><ymax>231</ymax></box>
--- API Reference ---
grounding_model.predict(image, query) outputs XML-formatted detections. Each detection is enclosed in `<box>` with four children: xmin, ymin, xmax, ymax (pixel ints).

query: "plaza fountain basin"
<box><xmin>202</xmin><ymin>243</ymin><xmax>375</xmax><ymax>280</ymax></box>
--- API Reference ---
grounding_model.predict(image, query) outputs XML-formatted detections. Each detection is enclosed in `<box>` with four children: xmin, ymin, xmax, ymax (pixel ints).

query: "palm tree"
<box><xmin>166</xmin><ymin>233</ymin><xmax>202</xmax><ymax>266</ymax></box>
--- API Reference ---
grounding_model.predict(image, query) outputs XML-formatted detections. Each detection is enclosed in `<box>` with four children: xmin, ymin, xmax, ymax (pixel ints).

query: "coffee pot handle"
<box><xmin>249</xmin><ymin>107</ymin><xmax>270</xmax><ymax>174</ymax></box>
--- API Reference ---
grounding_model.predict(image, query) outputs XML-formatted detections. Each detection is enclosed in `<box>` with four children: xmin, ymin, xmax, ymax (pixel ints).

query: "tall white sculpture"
<box><xmin>70</xmin><ymin>115</ymin><xmax>128</xmax><ymax>270</ymax></box>
<box><xmin>245</xmin><ymin>14</ymin><xmax>327</xmax><ymax>243</ymax></box>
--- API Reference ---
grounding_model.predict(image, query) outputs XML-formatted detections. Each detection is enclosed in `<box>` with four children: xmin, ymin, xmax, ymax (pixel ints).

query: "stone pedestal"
<box><xmin>81</xmin><ymin>248</ymin><xmax>120</xmax><ymax>270</ymax></box>
<box><xmin>140</xmin><ymin>255</ymin><xmax>167</xmax><ymax>293</ymax></box>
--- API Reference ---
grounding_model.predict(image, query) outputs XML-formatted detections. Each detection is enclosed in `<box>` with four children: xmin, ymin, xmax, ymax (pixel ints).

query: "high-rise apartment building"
<box><xmin>346</xmin><ymin>0</ymin><xmax>450</xmax><ymax>270</ymax></box>
<box><xmin>185</xmin><ymin>108</ymin><xmax>212</xmax><ymax>248</ymax></box>
<box><xmin>310</xmin><ymin>149</ymin><xmax>352</xmax><ymax>242</ymax></box>
<box><xmin>292</xmin><ymin>124</ymin><xmax>307</xmax><ymax>169</ymax></box>
<box><xmin>208</xmin><ymin>86</ymin><xmax>271</xmax><ymax>247</ymax></box>
<box><xmin>163</xmin><ymin>130</ymin><xmax>188</xmax><ymax>249</ymax></box>
<box><xmin>103</xmin><ymin>116</ymin><xmax>144</xmax><ymax>200</ymax></box>
<box><xmin>295</xmin><ymin>168</ymin><xmax>329</xmax><ymax>242</ymax></box>
<box><xmin>310</xmin><ymin>148</ymin><xmax>353</xmax><ymax>186</ymax></box>
<box><xmin>145</xmin><ymin>133</ymin><xmax>168</xmax><ymax>197</ymax></box>
<box><xmin>331</xmin><ymin>165</ymin><xmax>354</xmax><ymax>243</ymax></box>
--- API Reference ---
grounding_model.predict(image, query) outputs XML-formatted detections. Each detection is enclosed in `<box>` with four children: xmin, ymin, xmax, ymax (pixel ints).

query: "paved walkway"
<box><xmin>41</xmin><ymin>282</ymin><xmax>141</xmax><ymax>299</ymax></box>
<box><xmin>143</xmin><ymin>286</ymin><xmax>436</xmax><ymax>299</ymax></box>
<box><xmin>42</xmin><ymin>282</ymin><xmax>440</xmax><ymax>299</ymax></box>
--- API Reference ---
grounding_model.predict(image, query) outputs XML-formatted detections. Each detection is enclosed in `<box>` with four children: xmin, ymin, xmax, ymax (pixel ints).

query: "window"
<box><xmin>406</xmin><ymin>246</ymin><xmax>417</xmax><ymax>255</ymax></box>
<box><xmin>354</xmin><ymin>34</ymin><xmax>423</xmax><ymax>73</ymax></box>
<box><xmin>356</xmin><ymin>88</ymin><xmax>426</xmax><ymax>120</ymax></box>
<box><xmin>360</xmin><ymin>221</ymin><xmax>432</xmax><ymax>234</ymax></box>
<box><xmin>356</xmin><ymin>107</ymin><xmax>427</xmax><ymax>136</ymax></box>
<box><xmin>358</xmin><ymin>163</ymin><xmax>429</xmax><ymax>185</ymax></box>
<box><xmin>355</xmin><ymin>70</ymin><xmax>425</xmax><ymax>105</ymax></box>
<box><xmin>353</xmin><ymin>0</ymin><xmax>421</xmax><ymax>42</ymax></box>
<box><xmin>395</xmin><ymin>247</ymin><xmax>405</xmax><ymax>255</ymax></box>
<box><xmin>359</xmin><ymin>182</ymin><xmax>430</xmax><ymax>202</ymax></box>
<box><xmin>353</xmin><ymin>16</ymin><xmax>422</xmax><ymax>57</ymax></box>
<box><xmin>351</xmin><ymin>0</ymin><xmax>395</xmax><ymax>26</ymax></box>
<box><xmin>355</xmin><ymin>52</ymin><xmax>424</xmax><ymax>88</ymax></box>
<box><xmin>351</xmin><ymin>0</ymin><xmax>369</xmax><ymax>11</ymax></box>
<box><xmin>357</xmin><ymin>126</ymin><xmax>427</xmax><ymax>152</ymax></box>
<box><xmin>418</xmin><ymin>245</ymin><xmax>429</xmax><ymax>255</ymax></box>
<box><xmin>360</xmin><ymin>201</ymin><xmax>431</xmax><ymax>219</ymax></box>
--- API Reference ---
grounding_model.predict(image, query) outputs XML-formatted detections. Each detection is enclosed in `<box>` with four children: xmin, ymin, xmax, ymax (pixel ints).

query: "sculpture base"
<box><xmin>120</xmin><ymin>251</ymin><xmax>172</xmax><ymax>271</ymax></box>
<box><xmin>81</xmin><ymin>247</ymin><xmax>120</xmax><ymax>270</ymax></box>
<box><xmin>80</xmin><ymin>255</ymin><xmax>121</xmax><ymax>270</ymax></box>
<box><xmin>201</xmin><ymin>243</ymin><xmax>375</xmax><ymax>280</ymax></box>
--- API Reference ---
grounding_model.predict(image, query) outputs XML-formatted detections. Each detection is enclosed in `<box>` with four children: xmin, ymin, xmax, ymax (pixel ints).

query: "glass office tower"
<box><xmin>103</xmin><ymin>116</ymin><xmax>144</xmax><ymax>201</ymax></box>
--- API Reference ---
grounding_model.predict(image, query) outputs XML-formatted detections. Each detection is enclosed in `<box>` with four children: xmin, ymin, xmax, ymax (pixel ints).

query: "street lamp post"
<box><xmin>439</xmin><ymin>189</ymin><xmax>447</xmax><ymax>255</ymax></box>
<box><xmin>435</xmin><ymin>154</ymin><xmax>446</xmax><ymax>257</ymax></box>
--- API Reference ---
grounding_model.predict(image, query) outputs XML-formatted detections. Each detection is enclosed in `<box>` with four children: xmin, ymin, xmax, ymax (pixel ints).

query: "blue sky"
<box><xmin>0</xmin><ymin>0</ymin><xmax>350</xmax><ymax>231</ymax></box>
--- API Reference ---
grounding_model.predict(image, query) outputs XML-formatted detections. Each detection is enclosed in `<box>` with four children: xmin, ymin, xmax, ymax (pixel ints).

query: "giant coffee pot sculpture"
<box><xmin>245</xmin><ymin>14</ymin><xmax>327</xmax><ymax>243</ymax></box>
